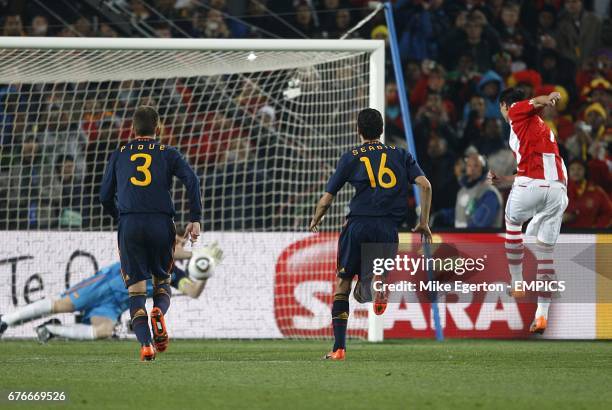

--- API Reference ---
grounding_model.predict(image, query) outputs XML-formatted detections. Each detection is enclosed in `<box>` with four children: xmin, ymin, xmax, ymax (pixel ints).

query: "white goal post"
<box><xmin>0</xmin><ymin>37</ymin><xmax>385</xmax><ymax>341</ymax></box>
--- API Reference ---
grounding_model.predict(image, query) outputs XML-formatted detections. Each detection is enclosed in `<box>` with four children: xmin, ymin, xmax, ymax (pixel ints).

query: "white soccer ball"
<box><xmin>187</xmin><ymin>242</ymin><xmax>223</xmax><ymax>280</ymax></box>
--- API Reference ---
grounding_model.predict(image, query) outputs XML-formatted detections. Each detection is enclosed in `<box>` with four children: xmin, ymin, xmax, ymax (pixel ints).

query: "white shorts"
<box><xmin>505</xmin><ymin>177</ymin><xmax>568</xmax><ymax>245</ymax></box>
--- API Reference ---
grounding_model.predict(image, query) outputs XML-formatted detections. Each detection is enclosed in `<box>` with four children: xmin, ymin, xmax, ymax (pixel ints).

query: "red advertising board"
<box><xmin>275</xmin><ymin>233</ymin><xmax>538</xmax><ymax>339</ymax></box>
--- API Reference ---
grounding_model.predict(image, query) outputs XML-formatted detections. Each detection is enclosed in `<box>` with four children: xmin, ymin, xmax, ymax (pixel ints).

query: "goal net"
<box><xmin>0</xmin><ymin>38</ymin><xmax>385</xmax><ymax>340</ymax></box>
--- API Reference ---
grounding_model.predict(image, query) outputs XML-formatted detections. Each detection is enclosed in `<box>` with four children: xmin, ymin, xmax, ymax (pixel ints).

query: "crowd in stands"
<box><xmin>0</xmin><ymin>0</ymin><xmax>610</xmax><ymax>231</ymax></box>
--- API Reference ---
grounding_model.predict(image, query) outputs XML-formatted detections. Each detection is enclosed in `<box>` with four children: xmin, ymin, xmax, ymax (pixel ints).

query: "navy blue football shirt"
<box><xmin>99</xmin><ymin>137</ymin><xmax>202</xmax><ymax>222</ymax></box>
<box><xmin>325</xmin><ymin>141</ymin><xmax>424</xmax><ymax>221</ymax></box>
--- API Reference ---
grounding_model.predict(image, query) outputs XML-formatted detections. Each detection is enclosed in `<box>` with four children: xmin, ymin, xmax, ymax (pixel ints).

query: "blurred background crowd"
<box><xmin>0</xmin><ymin>0</ymin><xmax>610</xmax><ymax>231</ymax></box>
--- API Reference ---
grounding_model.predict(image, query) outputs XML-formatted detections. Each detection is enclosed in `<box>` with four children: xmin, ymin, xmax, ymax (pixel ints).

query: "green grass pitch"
<box><xmin>0</xmin><ymin>339</ymin><xmax>611</xmax><ymax>409</ymax></box>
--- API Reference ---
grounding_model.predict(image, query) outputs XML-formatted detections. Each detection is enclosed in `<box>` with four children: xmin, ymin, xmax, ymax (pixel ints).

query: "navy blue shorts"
<box><xmin>118</xmin><ymin>213</ymin><xmax>175</xmax><ymax>288</ymax></box>
<box><xmin>337</xmin><ymin>216</ymin><xmax>399</xmax><ymax>281</ymax></box>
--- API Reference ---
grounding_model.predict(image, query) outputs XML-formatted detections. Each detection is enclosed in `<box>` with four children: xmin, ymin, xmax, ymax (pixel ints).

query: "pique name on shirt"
<box><xmin>120</xmin><ymin>144</ymin><xmax>166</xmax><ymax>152</ymax></box>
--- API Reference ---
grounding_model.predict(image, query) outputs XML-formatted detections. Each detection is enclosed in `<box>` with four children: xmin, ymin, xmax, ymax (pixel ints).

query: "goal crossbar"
<box><xmin>0</xmin><ymin>37</ymin><xmax>384</xmax><ymax>52</ymax></box>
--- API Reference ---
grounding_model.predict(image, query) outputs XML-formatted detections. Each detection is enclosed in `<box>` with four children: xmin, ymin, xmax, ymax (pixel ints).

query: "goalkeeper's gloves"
<box><xmin>188</xmin><ymin>241</ymin><xmax>224</xmax><ymax>280</ymax></box>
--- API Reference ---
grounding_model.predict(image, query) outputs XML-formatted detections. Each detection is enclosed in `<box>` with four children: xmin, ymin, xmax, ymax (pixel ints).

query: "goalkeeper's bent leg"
<box><xmin>2</xmin><ymin>299</ymin><xmax>54</xmax><ymax>326</ymax></box>
<box><xmin>46</xmin><ymin>324</ymin><xmax>96</xmax><ymax>340</ymax></box>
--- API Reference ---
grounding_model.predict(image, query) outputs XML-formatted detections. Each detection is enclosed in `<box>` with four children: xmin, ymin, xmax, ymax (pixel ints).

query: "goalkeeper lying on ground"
<box><xmin>0</xmin><ymin>236</ymin><xmax>222</xmax><ymax>342</ymax></box>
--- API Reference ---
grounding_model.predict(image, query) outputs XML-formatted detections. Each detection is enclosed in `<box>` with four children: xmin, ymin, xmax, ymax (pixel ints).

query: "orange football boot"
<box><xmin>140</xmin><ymin>344</ymin><xmax>156</xmax><ymax>361</ymax></box>
<box><xmin>150</xmin><ymin>307</ymin><xmax>169</xmax><ymax>353</ymax></box>
<box><xmin>324</xmin><ymin>348</ymin><xmax>346</xmax><ymax>361</ymax></box>
<box><xmin>529</xmin><ymin>316</ymin><xmax>547</xmax><ymax>334</ymax></box>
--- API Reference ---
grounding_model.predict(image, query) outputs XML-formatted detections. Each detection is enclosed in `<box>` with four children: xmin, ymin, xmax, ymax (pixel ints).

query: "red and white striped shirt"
<box><xmin>508</xmin><ymin>100</ymin><xmax>567</xmax><ymax>184</ymax></box>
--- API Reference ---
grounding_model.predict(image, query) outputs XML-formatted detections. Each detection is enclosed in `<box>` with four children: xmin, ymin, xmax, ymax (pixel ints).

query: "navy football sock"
<box><xmin>153</xmin><ymin>283</ymin><xmax>171</xmax><ymax>315</ymax></box>
<box><xmin>129</xmin><ymin>292</ymin><xmax>151</xmax><ymax>346</ymax></box>
<box><xmin>331</xmin><ymin>294</ymin><xmax>349</xmax><ymax>351</ymax></box>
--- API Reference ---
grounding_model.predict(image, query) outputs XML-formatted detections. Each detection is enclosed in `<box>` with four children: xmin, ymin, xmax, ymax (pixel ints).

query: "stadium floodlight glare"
<box><xmin>0</xmin><ymin>37</ymin><xmax>385</xmax><ymax>342</ymax></box>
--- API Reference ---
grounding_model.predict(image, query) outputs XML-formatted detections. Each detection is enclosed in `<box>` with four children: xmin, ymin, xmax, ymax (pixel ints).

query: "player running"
<box><xmin>100</xmin><ymin>106</ymin><xmax>202</xmax><ymax>361</ymax></box>
<box><xmin>309</xmin><ymin>108</ymin><xmax>432</xmax><ymax>361</ymax></box>
<box><xmin>489</xmin><ymin>88</ymin><xmax>568</xmax><ymax>335</ymax></box>
<box><xmin>0</xmin><ymin>239</ymin><xmax>222</xmax><ymax>342</ymax></box>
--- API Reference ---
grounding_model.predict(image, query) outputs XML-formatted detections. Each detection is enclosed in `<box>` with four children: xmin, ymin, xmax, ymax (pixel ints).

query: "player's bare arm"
<box><xmin>529</xmin><ymin>92</ymin><xmax>561</xmax><ymax>109</ymax></box>
<box><xmin>309</xmin><ymin>192</ymin><xmax>334</xmax><ymax>232</ymax></box>
<box><xmin>412</xmin><ymin>176</ymin><xmax>433</xmax><ymax>243</ymax></box>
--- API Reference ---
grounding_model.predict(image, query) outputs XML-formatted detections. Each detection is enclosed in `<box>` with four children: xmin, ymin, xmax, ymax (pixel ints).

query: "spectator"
<box><xmin>564</xmin><ymin>160</ymin><xmax>612</xmax><ymax>228</ymax></box>
<box><xmin>439</xmin><ymin>10</ymin><xmax>468</xmax><ymax>65</ymax></box>
<box><xmin>404</xmin><ymin>59</ymin><xmax>423</xmax><ymax>90</ymax></box>
<box><xmin>326</xmin><ymin>8</ymin><xmax>352</xmax><ymax>39</ymax></box>
<box><xmin>0</xmin><ymin>85</ymin><xmax>22</xmax><ymax>146</ymax></box>
<box><xmin>409</xmin><ymin>62</ymin><xmax>454</xmax><ymax>114</ymax></box>
<box><xmin>189</xmin><ymin>111</ymin><xmax>238</xmax><ymax>170</ymax></box>
<box><xmin>585</xmin><ymin>102</ymin><xmax>607</xmax><ymax>135</ymax></box>
<box><xmin>587</xmin><ymin>143</ymin><xmax>612</xmax><ymax>195</ymax></box>
<box><xmin>57</xmin><ymin>25</ymin><xmax>78</xmax><ymax>37</ymax></box>
<box><xmin>507</xmin><ymin>69</ymin><xmax>542</xmax><ymax>99</ymax></box>
<box><xmin>446</xmin><ymin>16</ymin><xmax>499</xmax><ymax>72</ymax></box>
<box><xmin>29</xmin><ymin>15</ymin><xmax>48</xmax><ymax>36</ymax></box>
<box><xmin>319</xmin><ymin>0</ymin><xmax>344</xmax><ymax>35</ymax></box>
<box><xmin>155</xmin><ymin>0</ymin><xmax>182</xmax><ymax>22</ymax></box>
<box><xmin>537</xmin><ymin>4</ymin><xmax>558</xmax><ymax>35</ymax></box>
<box><xmin>0</xmin><ymin>133</ymin><xmax>44</xmax><ymax>229</ymax></box>
<box><xmin>371</xmin><ymin>24</ymin><xmax>388</xmax><ymax>43</ymax></box>
<box><xmin>477</xmin><ymin>70</ymin><xmax>504</xmax><ymax>119</ymax></box>
<box><xmin>384</xmin><ymin>82</ymin><xmax>404</xmax><ymax>145</ymax></box>
<box><xmin>39</xmin><ymin>155</ymin><xmax>83</xmax><ymax>228</ymax></box>
<box><xmin>447</xmin><ymin>53</ymin><xmax>481</xmax><ymax>109</ymax></box>
<box><xmin>460</xmin><ymin>95</ymin><xmax>486</xmax><ymax>150</ymax></box>
<box><xmin>243</xmin><ymin>0</ymin><xmax>276</xmax><ymax>38</ymax></box>
<box><xmin>538</xmin><ymin>48</ymin><xmax>577</xmax><ymax>98</ymax></box>
<box><xmin>2</xmin><ymin>14</ymin><xmax>25</xmax><ymax>36</ymax></box>
<box><xmin>83</xmin><ymin>114</ymin><xmax>122</xmax><ymax>228</ymax></box>
<box><xmin>491</xmin><ymin>51</ymin><xmax>512</xmax><ymax>82</ymax></box>
<box><xmin>399</xmin><ymin>0</ymin><xmax>449</xmax><ymax>61</ymax></box>
<box><xmin>415</xmin><ymin>92</ymin><xmax>450</xmax><ymax>126</ymax></box>
<box><xmin>566</xmin><ymin>120</ymin><xmax>595</xmax><ymax>161</ymax></box>
<box><xmin>454</xmin><ymin>153</ymin><xmax>503</xmax><ymax>228</ymax></box>
<box><xmin>423</xmin><ymin>135</ymin><xmax>459</xmax><ymax>223</ymax></box>
<box><xmin>495</xmin><ymin>1</ymin><xmax>535</xmax><ymax>67</ymax></box>
<box><xmin>153</xmin><ymin>22</ymin><xmax>173</xmax><ymax>38</ymax></box>
<box><xmin>414</xmin><ymin>91</ymin><xmax>458</xmax><ymax>163</ymax></box>
<box><xmin>581</xmin><ymin>78</ymin><xmax>612</xmax><ymax>110</ymax></box>
<box><xmin>99</xmin><ymin>22</ymin><xmax>119</xmax><ymax>37</ymax></box>
<box><xmin>486</xmin><ymin>0</ymin><xmax>504</xmax><ymax>22</ymax></box>
<box><xmin>195</xmin><ymin>8</ymin><xmax>230</xmax><ymax>38</ymax></box>
<box><xmin>40</xmin><ymin>100</ymin><xmax>87</xmax><ymax>177</ymax></box>
<box><xmin>474</xmin><ymin>118</ymin><xmax>505</xmax><ymax>157</ymax></box>
<box><xmin>290</xmin><ymin>3</ymin><xmax>320</xmax><ymax>38</ymax></box>
<box><xmin>130</xmin><ymin>0</ymin><xmax>152</xmax><ymax>27</ymax></box>
<box><xmin>208</xmin><ymin>0</ymin><xmax>249</xmax><ymax>38</ymax></box>
<box><xmin>556</xmin><ymin>0</ymin><xmax>602</xmax><ymax>65</ymax></box>
<box><xmin>154</xmin><ymin>0</ymin><xmax>192</xmax><ymax>37</ymax></box>
<box><xmin>74</xmin><ymin>17</ymin><xmax>93</xmax><ymax>37</ymax></box>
